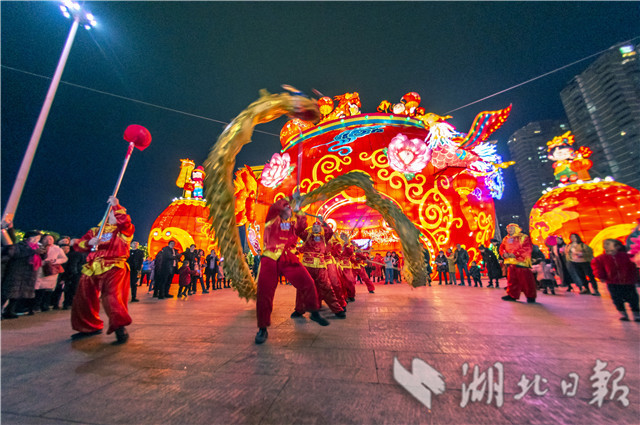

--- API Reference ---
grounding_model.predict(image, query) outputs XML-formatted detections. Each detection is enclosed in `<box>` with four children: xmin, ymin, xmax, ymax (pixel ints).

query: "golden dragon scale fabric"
<box><xmin>300</xmin><ymin>171</ymin><xmax>428</xmax><ymax>288</ymax></box>
<box><xmin>204</xmin><ymin>90</ymin><xmax>321</xmax><ymax>301</ymax></box>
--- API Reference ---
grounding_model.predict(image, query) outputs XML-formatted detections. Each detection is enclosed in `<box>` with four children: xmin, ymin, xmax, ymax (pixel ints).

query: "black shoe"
<box><xmin>620</xmin><ymin>316</ymin><xmax>630</xmax><ymax>321</ymax></box>
<box><xmin>348</xmin><ymin>297</ymin><xmax>356</xmax><ymax>302</ymax></box>
<box><xmin>165</xmin><ymin>294</ymin><xmax>174</xmax><ymax>298</ymax></box>
<box><xmin>487</xmin><ymin>284</ymin><xmax>494</xmax><ymax>288</ymax></box>
<box><xmin>551</xmin><ymin>290</ymin><xmax>556</xmax><ymax>295</ymax></box>
<box><xmin>310</xmin><ymin>311</ymin><xmax>330</xmax><ymax>326</ymax></box>
<box><xmin>342</xmin><ymin>305</ymin><xmax>347</xmax><ymax>313</ymax></box>
<box><xmin>474</xmin><ymin>284</ymin><xmax>478</xmax><ymax>287</ymax></box>
<box><xmin>592</xmin><ymin>292</ymin><xmax>600</xmax><ymax>296</ymax></box>
<box><xmin>71</xmin><ymin>329</ymin><xmax>103</xmax><ymax>340</ymax></box>
<box><xmin>2</xmin><ymin>312</ymin><xmax>19</xmax><ymax>319</ymax></box>
<box><xmin>290</xmin><ymin>311</ymin><xmax>304</xmax><ymax>318</ymax></box>
<box><xmin>526</xmin><ymin>298</ymin><xmax>536</xmax><ymax>304</ymax></box>
<box><xmin>130</xmin><ymin>298</ymin><xmax>139</xmax><ymax>303</ymax></box>
<box><xmin>114</xmin><ymin>327</ymin><xmax>129</xmax><ymax>344</ymax></box>
<box><xmin>203</xmin><ymin>290</ymin><xmax>209</xmax><ymax>294</ymax></box>
<box><xmin>255</xmin><ymin>328</ymin><xmax>268</xmax><ymax>344</ymax></box>
<box><xmin>369</xmin><ymin>290</ymin><xmax>375</xmax><ymax>294</ymax></box>
<box><xmin>52</xmin><ymin>306</ymin><xmax>60</xmax><ymax>310</ymax></box>
<box><xmin>335</xmin><ymin>311</ymin><xmax>346</xmax><ymax>319</ymax></box>
<box><xmin>501</xmin><ymin>295</ymin><xmax>517</xmax><ymax>302</ymax></box>
<box><xmin>542</xmin><ymin>289</ymin><xmax>548</xmax><ymax>294</ymax></box>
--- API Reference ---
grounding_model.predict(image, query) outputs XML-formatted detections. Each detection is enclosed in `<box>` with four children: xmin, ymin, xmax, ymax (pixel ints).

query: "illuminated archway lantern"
<box><xmin>530</xmin><ymin>132</ymin><xmax>640</xmax><ymax>257</ymax></box>
<box><xmin>249</xmin><ymin>91</ymin><xmax>513</xmax><ymax>268</ymax></box>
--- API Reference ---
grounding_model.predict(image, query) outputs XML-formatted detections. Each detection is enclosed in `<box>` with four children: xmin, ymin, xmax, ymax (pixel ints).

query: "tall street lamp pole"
<box><xmin>1</xmin><ymin>2</ymin><xmax>97</xmax><ymax>233</ymax></box>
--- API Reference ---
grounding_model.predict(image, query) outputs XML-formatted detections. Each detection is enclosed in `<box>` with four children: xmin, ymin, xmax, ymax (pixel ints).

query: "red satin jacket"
<box><xmin>591</xmin><ymin>251</ymin><xmax>639</xmax><ymax>285</ymax></box>
<box><xmin>262</xmin><ymin>213</ymin><xmax>306</xmax><ymax>262</ymax></box>
<box><xmin>297</xmin><ymin>222</ymin><xmax>333</xmax><ymax>269</ymax></box>
<box><xmin>76</xmin><ymin>204</ymin><xmax>134</xmax><ymax>276</ymax></box>
<box><xmin>499</xmin><ymin>232</ymin><xmax>532</xmax><ymax>268</ymax></box>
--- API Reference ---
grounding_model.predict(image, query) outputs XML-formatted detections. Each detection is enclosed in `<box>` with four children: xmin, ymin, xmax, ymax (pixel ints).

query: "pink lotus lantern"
<box><xmin>386</xmin><ymin>133</ymin><xmax>432</xmax><ymax>180</ymax></box>
<box><xmin>260</xmin><ymin>152</ymin><xmax>294</xmax><ymax>188</ymax></box>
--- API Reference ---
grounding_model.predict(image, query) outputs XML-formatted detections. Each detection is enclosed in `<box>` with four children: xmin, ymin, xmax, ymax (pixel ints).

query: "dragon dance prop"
<box><xmin>204</xmin><ymin>91</ymin><xmax>428</xmax><ymax>301</ymax></box>
<box><xmin>204</xmin><ymin>90</ymin><xmax>321</xmax><ymax>301</ymax></box>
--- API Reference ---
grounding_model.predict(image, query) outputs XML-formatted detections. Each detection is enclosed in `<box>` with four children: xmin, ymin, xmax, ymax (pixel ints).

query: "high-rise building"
<box><xmin>560</xmin><ymin>42</ymin><xmax>640</xmax><ymax>189</ymax></box>
<box><xmin>507</xmin><ymin>120</ymin><xmax>570</xmax><ymax>215</ymax></box>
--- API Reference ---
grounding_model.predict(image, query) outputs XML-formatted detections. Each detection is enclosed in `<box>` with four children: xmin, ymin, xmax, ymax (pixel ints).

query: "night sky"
<box><xmin>2</xmin><ymin>1</ymin><xmax>639</xmax><ymax>241</ymax></box>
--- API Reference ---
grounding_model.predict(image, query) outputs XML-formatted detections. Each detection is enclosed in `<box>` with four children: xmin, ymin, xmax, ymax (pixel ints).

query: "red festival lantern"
<box><xmin>402</xmin><ymin>92</ymin><xmax>421</xmax><ymax>110</ymax></box>
<box><xmin>318</xmin><ymin>96</ymin><xmax>334</xmax><ymax>116</ymax></box>
<box><xmin>530</xmin><ymin>180</ymin><xmax>640</xmax><ymax>257</ymax></box>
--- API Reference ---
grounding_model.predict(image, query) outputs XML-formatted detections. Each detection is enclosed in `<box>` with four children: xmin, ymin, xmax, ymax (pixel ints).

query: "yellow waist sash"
<box><xmin>82</xmin><ymin>258</ymin><xmax>128</xmax><ymax>277</ymax></box>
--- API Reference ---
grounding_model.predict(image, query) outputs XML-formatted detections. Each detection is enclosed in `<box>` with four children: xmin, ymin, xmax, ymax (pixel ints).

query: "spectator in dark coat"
<box><xmin>127</xmin><ymin>241</ymin><xmax>145</xmax><ymax>302</ymax></box>
<box><xmin>469</xmin><ymin>261</ymin><xmax>482</xmax><ymax>287</ymax></box>
<box><xmin>479</xmin><ymin>245</ymin><xmax>501</xmax><ymax>288</ymax></box>
<box><xmin>154</xmin><ymin>241</ymin><xmax>178</xmax><ymax>299</ymax></box>
<box><xmin>2</xmin><ymin>230</ymin><xmax>42</xmax><ymax>319</ymax></box>
<box><xmin>454</xmin><ymin>244</ymin><xmax>472</xmax><ymax>286</ymax></box>
<box><xmin>62</xmin><ymin>239</ymin><xmax>87</xmax><ymax>309</ymax></box>
<box><xmin>435</xmin><ymin>250</ymin><xmax>449</xmax><ymax>285</ymax></box>
<box><xmin>204</xmin><ymin>249</ymin><xmax>219</xmax><ymax>290</ymax></box>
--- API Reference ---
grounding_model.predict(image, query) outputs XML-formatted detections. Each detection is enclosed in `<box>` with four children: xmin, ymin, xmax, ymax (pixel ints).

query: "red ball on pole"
<box><xmin>124</xmin><ymin>125</ymin><xmax>152</xmax><ymax>151</ymax></box>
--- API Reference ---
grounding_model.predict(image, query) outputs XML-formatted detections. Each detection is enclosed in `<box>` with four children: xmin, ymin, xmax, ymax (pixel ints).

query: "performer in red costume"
<box><xmin>353</xmin><ymin>246</ymin><xmax>376</xmax><ymax>293</ymax></box>
<box><xmin>71</xmin><ymin>196</ymin><xmax>134</xmax><ymax>343</ymax></box>
<box><xmin>326</xmin><ymin>238</ymin><xmax>347</xmax><ymax>311</ymax></box>
<box><xmin>337</xmin><ymin>236</ymin><xmax>357</xmax><ymax>302</ymax></box>
<box><xmin>499</xmin><ymin>223</ymin><xmax>537</xmax><ymax>303</ymax></box>
<box><xmin>292</xmin><ymin>220</ymin><xmax>346</xmax><ymax>319</ymax></box>
<box><xmin>255</xmin><ymin>199</ymin><xmax>329</xmax><ymax>344</ymax></box>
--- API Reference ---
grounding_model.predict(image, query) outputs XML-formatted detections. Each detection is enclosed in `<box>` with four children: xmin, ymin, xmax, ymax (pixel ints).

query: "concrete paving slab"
<box><xmin>2</xmin><ymin>280</ymin><xmax>639</xmax><ymax>424</ymax></box>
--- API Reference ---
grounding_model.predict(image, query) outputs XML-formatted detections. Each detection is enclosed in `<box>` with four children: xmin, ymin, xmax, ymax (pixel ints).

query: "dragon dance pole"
<box><xmin>93</xmin><ymin>125</ymin><xmax>151</xmax><ymax>249</ymax></box>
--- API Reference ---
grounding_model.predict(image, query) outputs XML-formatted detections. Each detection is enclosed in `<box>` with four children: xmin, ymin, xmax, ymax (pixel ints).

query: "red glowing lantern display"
<box><xmin>530</xmin><ymin>180</ymin><xmax>640</xmax><ymax>257</ymax></box>
<box><xmin>148</xmin><ymin>92</ymin><xmax>513</xmax><ymax>274</ymax></box>
<box><xmin>246</xmin><ymin>91</ymin><xmax>512</xmax><ymax>265</ymax></box>
<box><xmin>147</xmin><ymin>198</ymin><xmax>218</xmax><ymax>259</ymax></box>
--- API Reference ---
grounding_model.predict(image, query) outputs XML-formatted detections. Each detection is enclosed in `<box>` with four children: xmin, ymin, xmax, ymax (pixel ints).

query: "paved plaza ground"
<box><xmin>2</xmin><ymin>279</ymin><xmax>639</xmax><ymax>424</ymax></box>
